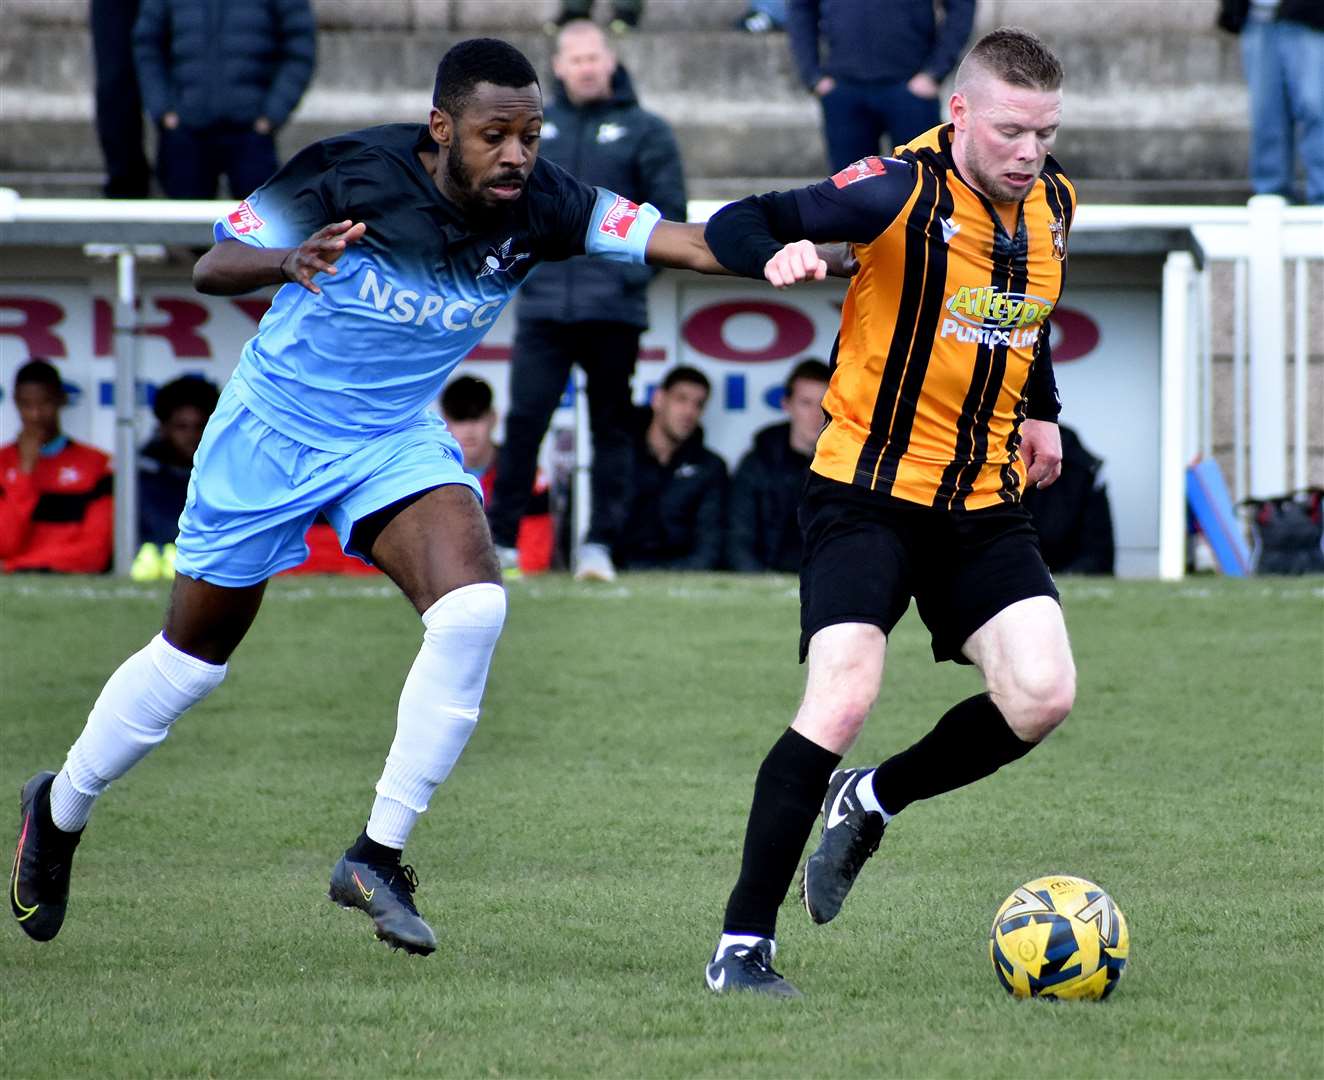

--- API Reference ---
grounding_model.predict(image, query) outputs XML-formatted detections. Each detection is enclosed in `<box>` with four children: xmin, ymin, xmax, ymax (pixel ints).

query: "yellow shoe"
<box><xmin>160</xmin><ymin>543</ymin><xmax>177</xmax><ymax>578</ymax></box>
<box><xmin>130</xmin><ymin>542</ymin><xmax>162</xmax><ymax>582</ymax></box>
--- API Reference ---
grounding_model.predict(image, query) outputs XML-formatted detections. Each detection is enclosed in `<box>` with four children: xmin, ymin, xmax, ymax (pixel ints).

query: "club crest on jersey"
<box><xmin>831</xmin><ymin>156</ymin><xmax>886</xmax><ymax>189</ymax></box>
<box><xmin>227</xmin><ymin>200</ymin><xmax>265</xmax><ymax>235</ymax></box>
<box><xmin>1049</xmin><ymin>216</ymin><xmax>1067</xmax><ymax>261</ymax></box>
<box><xmin>599</xmin><ymin>195</ymin><xmax>641</xmax><ymax>239</ymax></box>
<box><xmin>478</xmin><ymin>236</ymin><xmax>532</xmax><ymax>277</ymax></box>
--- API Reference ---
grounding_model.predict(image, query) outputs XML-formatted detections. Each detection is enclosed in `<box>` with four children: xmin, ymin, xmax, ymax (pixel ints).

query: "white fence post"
<box><xmin>572</xmin><ymin>365</ymin><xmax>591</xmax><ymax>572</ymax></box>
<box><xmin>1246</xmin><ymin>194</ymin><xmax>1288</xmax><ymax>499</ymax></box>
<box><xmin>1292</xmin><ymin>257</ymin><xmax>1308</xmax><ymax>493</ymax></box>
<box><xmin>112</xmin><ymin>250</ymin><xmax>139</xmax><ymax>578</ymax></box>
<box><xmin>1159</xmin><ymin>250</ymin><xmax>1194</xmax><ymax>581</ymax></box>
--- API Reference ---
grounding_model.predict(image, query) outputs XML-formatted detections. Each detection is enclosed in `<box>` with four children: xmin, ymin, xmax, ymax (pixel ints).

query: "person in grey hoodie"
<box><xmin>488</xmin><ymin>18</ymin><xmax>686</xmax><ymax>582</ymax></box>
<box><xmin>133</xmin><ymin>0</ymin><xmax>316</xmax><ymax>198</ymax></box>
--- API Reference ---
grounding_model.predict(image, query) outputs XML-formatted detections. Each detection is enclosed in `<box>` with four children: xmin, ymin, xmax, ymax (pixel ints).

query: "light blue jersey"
<box><xmin>213</xmin><ymin>123</ymin><xmax>661</xmax><ymax>451</ymax></box>
<box><xmin>177</xmin><ymin>124</ymin><xmax>663</xmax><ymax>585</ymax></box>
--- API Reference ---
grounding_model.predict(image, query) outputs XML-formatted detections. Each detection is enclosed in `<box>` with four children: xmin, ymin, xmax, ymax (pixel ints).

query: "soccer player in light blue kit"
<box><xmin>10</xmin><ymin>38</ymin><xmax>726</xmax><ymax>955</ymax></box>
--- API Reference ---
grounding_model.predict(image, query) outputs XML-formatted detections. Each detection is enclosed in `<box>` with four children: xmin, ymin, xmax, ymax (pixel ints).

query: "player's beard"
<box><xmin>446</xmin><ymin>150</ymin><xmax>518</xmax><ymax>225</ymax></box>
<box><xmin>964</xmin><ymin>146</ymin><xmax>1041</xmax><ymax>205</ymax></box>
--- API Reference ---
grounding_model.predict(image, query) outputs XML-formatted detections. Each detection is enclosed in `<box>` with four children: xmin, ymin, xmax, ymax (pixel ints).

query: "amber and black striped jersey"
<box><xmin>706</xmin><ymin>124</ymin><xmax>1076</xmax><ymax>511</ymax></box>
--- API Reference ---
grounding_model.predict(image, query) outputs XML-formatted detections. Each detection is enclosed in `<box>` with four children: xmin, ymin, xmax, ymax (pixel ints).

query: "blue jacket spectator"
<box><xmin>789</xmin><ymin>0</ymin><xmax>976</xmax><ymax>171</ymax></box>
<box><xmin>134</xmin><ymin>0</ymin><xmax>316</xmax><ymax>132</ymax></box>
<box><xmin>134</xmin><ymin>0</ymin><xmax>316</xmax><ymax>198</ymax></box>
<box><xmin>788</xmin><ymin>0</ymin><xmax>975</xmax><ymax>90</ymax></box>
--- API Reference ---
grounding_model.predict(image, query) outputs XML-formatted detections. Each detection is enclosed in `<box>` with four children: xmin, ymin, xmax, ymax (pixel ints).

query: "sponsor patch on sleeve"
<box><xmin>227</xmin><ymin>200</ymin><xmax>265</xmax><ymax>235</ymax></box>
<box><xmin>831</xmin><ymin>156</ymin><xmax>887</xmax><ymax>189</ymax></box>
<box><xmin>598</xmin><ymin>194</ymin><xmax>641</xmax><ymax>239</ymax></box>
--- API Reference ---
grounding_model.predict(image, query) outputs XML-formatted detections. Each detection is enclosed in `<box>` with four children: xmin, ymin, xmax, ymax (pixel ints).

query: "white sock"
<box><xmin>366</xmin><ymin>583</ymin><xmax>506</xmax><ymax>849</ymax></box>
<box><xmin>717</xmin><ymin>933</ymin><xmax>772</xmax><ymax>957</ymax></box>
<box><xmin>52</xmin><ymin>632</ymin><xmax>227</xmax><ymax>831</ymax></box>
<box><xmin>853</xmin><ymin>768</ymin><xmax>894</xmax><ymax>823</ymax></box>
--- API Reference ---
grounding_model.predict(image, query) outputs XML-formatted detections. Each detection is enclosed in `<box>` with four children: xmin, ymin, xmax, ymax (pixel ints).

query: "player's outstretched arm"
<box><xmin>644</xmin><ymin>221</ymin><xmax>733</xmax><ymax>275</ymax></box>
<box><xmin>642</xmin><ymin>221</ymin><xmax>854</xmax><ymax>284</ymax></box>
<box><xmin>193</xmin><ymin>220</ymin><xmax>366</xmax><ymax>296</ymax></box>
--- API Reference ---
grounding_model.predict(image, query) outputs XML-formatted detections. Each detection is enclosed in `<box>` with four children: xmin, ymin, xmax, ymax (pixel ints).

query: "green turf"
<box><xmin>2</xmin><ymin>574</ymin><xmax>1321</xmax><ymax>1078</ymax></box>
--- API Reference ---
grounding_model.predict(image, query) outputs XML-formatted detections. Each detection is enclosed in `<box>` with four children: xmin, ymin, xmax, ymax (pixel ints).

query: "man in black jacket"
<box><xmin>488</xmin><ymin>18</ymin><xmax>687</xmax><ymax>583</ymax></box>
<box><xmin>1022</xmin><ymin>424</ymin><xmax>1115</xmax><ymax>576</ymax></box>
<box><xmin>789</xmin><ymin>0</ymin><xmax>975</xmax><ymax>172</ymax></box>
<box><xmin>726</xmin><ymin>358</ymin><xmax>829</xmax><ymax>573</ymax></box>
<box><xmin>1217</xmin><ymin>0</ymin><xmax>1324</xmax><ymax>204</ymax></box>
<box><xmin>615</xmin><ymin>367</ymin><xmax>727</xmax><ymax>571</ymax></box>
<box><xmin>133</xmin><ymin>0</ymin><xmax>317</xmax><ymax>199</ymax></box>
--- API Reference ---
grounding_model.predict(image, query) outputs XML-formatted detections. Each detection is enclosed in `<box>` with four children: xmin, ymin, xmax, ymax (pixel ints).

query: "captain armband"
<box><xmin>584</xmin><ymin>188</ymin><xmax>663</xmax><ymax>265</ymax></box>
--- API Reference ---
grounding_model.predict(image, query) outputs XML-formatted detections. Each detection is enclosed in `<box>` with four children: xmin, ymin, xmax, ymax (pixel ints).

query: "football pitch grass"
<box><xmin>2</xmin><ymin>573</ymin><xmax>1321</xmax><ymax>1078</ymax></box>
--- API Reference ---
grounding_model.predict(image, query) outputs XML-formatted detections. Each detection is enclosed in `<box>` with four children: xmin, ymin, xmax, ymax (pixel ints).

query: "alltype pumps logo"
<box><xmin>941</xmin><ymin>285</ymin><xmax>1053</xmax><ymax>348</ymax></box>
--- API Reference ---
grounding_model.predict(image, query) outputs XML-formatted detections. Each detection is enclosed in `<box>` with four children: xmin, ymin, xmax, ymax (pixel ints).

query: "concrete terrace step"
<box><xmin>0</xmin><ymin>4</ymin><xmax>1253</xmax><ymax>194</ymax></box>
<box><xmin>2</xmin><ymin>0</ymin><xmax>1226</xmax><ymax>33</ymax></box>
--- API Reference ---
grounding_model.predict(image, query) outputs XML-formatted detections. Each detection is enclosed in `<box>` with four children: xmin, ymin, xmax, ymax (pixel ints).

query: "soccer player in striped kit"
<box><xmin>702</xmin><ymin>28</ymin><xmax>1079</xmax><ymax>997</ymax></box>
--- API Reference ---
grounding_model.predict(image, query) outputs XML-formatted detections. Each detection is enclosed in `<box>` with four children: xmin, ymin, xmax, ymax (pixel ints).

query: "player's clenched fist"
<box><xmin>764</xmin><ymin>239</ymin><xmax>828</xmax><ymax>289</ymax></box>
<box><xmin>280</xmin><ymin>220</ymin><xmax>367</xmax><ymax>294</ymax></box>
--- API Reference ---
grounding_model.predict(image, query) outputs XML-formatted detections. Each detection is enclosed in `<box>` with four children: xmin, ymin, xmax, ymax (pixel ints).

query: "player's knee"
<box><xmin>1002</xmin><ymin>668</ymin><xmax>1075</xmax><ymax>742</ymax></box>
<box><xmin>797</xmin><ymin>685</ymin><xmax>876</xmax><ymax>749</ymax></box>
<box><xmin>422</xmin><ymin>581</ymin><xmax>507</xmax><ymax>640</ymax></box>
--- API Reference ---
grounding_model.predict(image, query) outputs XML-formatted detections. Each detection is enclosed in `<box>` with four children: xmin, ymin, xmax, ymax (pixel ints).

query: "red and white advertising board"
<box><xmin>0</xmin><ymin>273</ymin><xmax>1161</xmax><ymax>575</ymax></box>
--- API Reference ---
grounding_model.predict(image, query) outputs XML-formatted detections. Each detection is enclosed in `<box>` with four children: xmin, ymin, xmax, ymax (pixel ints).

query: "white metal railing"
<box><xmin>1187</xmin><ymin>196</ymin><xmax>1323</xmax><ymax>507</ymax></box>
<box><xmin>1</xmin><ymin>190</ymin><xmax>1320</xmax><ymax>578</ymax></box>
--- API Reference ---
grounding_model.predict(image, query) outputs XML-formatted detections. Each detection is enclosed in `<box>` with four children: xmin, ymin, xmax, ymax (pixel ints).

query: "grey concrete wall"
<box><xmin>1</xmin><ymin>1</ymin><xmax>1254</xmax><ymax>202</ymax></box>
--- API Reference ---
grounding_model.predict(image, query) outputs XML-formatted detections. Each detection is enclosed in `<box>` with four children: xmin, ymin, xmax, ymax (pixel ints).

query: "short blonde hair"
<box><xmin>956</xmin><ymin>28</ymin><xmax>1063</xmax><ymax>94</ymax></box>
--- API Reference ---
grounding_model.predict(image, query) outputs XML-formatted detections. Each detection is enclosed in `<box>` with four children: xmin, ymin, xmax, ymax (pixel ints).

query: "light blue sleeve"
<box><xmin>584</xmin><ymin>187</ymin><xmax>662</xmax><ymax>265</ymax></box>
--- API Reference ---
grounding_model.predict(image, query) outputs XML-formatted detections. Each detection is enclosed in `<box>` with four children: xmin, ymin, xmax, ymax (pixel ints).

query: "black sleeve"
<box><xmin>1026</xmin><ymin>324</ymin><xmax>1062</xmax><ymax>421</ymax></box>
<box><xmin>704</xmin><ymin>158</ymin><xmax>914</xmax><ymax>279</ymax></box>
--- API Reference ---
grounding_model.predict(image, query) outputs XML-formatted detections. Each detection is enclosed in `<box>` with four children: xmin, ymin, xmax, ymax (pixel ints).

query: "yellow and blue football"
<box><xmin>989</xmin><ymin>874</ymin><xmax>1129</xmax><ymax>1000</ymax></box>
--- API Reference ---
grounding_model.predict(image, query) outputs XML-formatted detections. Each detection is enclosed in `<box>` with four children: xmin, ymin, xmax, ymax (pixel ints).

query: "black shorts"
<box><xmin>798</xmin><ymin>472</ymin><xmax>1059</xmax><ymax>664</ymax></box>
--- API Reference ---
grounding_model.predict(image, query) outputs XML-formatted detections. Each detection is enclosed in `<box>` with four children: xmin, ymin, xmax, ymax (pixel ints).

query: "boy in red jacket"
<box><xmin>0</xmin><ymin>360</ymin><xmax>113</xmax><ymax>574</ymax></box>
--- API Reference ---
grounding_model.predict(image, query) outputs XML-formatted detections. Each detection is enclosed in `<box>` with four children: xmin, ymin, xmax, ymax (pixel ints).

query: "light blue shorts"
<box><xmin>174</xmin><ymin>389</ymin><xmax>482</xmax><ymax>587</ymax></box>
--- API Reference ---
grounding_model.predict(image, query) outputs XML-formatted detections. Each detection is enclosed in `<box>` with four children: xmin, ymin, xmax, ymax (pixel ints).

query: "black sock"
<box><xmin>870</xmin><ymin>693</ymin><xmax>1034</xmax><ymax>816</ymax></box>
<box><xmin>722</xmin><ymin>728</ymin><xmax>841</xmax><ymax>939</ymax></box>
<box><xmin>346</xmin><ymin>829</ymin><xmax>401</xmax><ymax>867</ymax></box>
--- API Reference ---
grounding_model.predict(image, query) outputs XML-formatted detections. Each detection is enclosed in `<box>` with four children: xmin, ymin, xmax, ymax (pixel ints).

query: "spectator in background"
<box><xmin>0</xmin><ymin>360</ymin><xmax>113</xmax><ymax>574</ymax></box>
<box><xmin>1022</xmin><ymin>424</ymin><xmax>1115</xmax><ymax>575</ymax></box>
<box><xmin>443</xmin><ymin>376</ymin><xmax>554</xmax><ymax>578</ymax></box>
<box><xmin>91</xmin><ymin>0</ymin><xmax>151</xmax><ymax>197</ymax></box>
<box><xmin>488</xmin><ymin>18</ymin><xmax>686</xmax><ymax>584</ymax></box>
<box><xmin>726</xmin><ymin>358</ymin><xmax>829</xmax><ymax>573</ymax></box>
<box><xmin>552</xmin><ymin>0</ymin><xmax>644</xmax><ymax>34</ymax></box>
<box><xmin>789</xmin><ymin>0</ymin><xmax>976</xmax><ymax>171</ymax></box>
<box><xmin>133</xmin><ymin>0</ymin><xmax>317</xmax><ymax>199</ymax></box>
<box><xmin>614</xmin><ymin>366</ymin><xmax>727</xmax><ymax>573</ymax></box>
<box><xmin>132</xmin><ymin>375</ymin><xmax>219</xmax><ymax>581</ymax></box>
<box><xmin>1218</xmin><ymin>0</ymin><xmax>1324</xmax><ymax>204</ymax></box>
